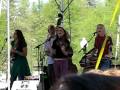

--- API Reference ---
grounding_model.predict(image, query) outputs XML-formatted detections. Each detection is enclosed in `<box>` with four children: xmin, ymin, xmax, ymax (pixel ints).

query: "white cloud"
<box><xmin>29</xmin><ymin>0</ymin><xmax>49</xmax><ymax>4</ymax></box>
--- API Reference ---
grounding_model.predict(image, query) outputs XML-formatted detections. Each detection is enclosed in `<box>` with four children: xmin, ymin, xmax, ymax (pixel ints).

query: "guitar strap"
<box><xmin>95</xmin><ymin>36</ymin><xmax>108</xmax><ymax>70</ymax></box>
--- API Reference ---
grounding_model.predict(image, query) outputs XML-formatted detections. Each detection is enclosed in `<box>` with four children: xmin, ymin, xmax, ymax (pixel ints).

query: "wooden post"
<box><xmin>60</xmin><ymin>0</ymin><xmax>64</xmax><ymax>27</ymax></box>
<box><xmin>7</xmin><ymin>0</ymin><xmax>10</xmax><ymax>89</ymax></box>
<box><xmin>115</xmin><ymin>15</ymin><xmax>120</xmax><ymax>68</ymax></box>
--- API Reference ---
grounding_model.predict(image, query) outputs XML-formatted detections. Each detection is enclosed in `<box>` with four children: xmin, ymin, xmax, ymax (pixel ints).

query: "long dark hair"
<box><xmin>15</xmin><ymin>29</ymin><xmax>27</xmax><ymax>49</ymax></box>
<box><xmin>56</xmin><ymin>26</ymin><xmax>69</xmax><ymax>40</ymax></box>
<box><xmin>55</xmin><ymin>27</ymin><xmax>71</xmax><ymax>50</ymax></box>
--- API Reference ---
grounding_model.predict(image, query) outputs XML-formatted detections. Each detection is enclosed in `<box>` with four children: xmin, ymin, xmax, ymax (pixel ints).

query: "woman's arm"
<box><xmin>11</xmin><ymin>47</ymin><xmax>27</xmax><ymax>57</ymax></box>
<box><xmin>61</xmin><ymin>45</ymin><xmax>68</xmax><ymax>56</ymax></box>
<box><xmin>105</xmin><ymin>37</ymin><xmax>113</xmax><ymax>58</ymax></box>
<box><xmin>105</xmin><ymin>45</ymin><xmax>113</xmax><ymax>58</ymax></box>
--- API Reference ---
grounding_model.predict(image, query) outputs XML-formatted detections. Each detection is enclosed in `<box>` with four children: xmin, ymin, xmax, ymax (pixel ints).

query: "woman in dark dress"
<box><xmin>10</xmin><ymin>30</ymin><xmax>31</xmax><ymax>88</ymax></box>
<box><xmin>52</xmin><ymin>27</ymin><xmax>73</xmax><ymax>81</ymax></box>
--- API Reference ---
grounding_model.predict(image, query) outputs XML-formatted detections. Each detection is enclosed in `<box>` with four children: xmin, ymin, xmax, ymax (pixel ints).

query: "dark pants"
<box><xmin>100</xmin><ymin>59</ymin><xmax>112</xmax><ymax>70</ymax></box>
<box><xmin>48</xmin><ymin>64</ymin><xmax>55</xmax><ymax>86</ymax></box>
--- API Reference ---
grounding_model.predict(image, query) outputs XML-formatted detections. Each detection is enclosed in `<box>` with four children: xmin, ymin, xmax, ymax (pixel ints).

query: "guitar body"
<box><xmin>79</xmin><ymin>48</ymin><xmax>97</xmax><ymax>69</ymax></box>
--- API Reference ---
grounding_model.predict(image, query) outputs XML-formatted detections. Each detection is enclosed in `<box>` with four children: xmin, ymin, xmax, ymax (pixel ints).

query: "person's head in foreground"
<box><xmin>51</xmin><ymin>69</ymin><xmax>120</xmax><ymax>90</ymax></box>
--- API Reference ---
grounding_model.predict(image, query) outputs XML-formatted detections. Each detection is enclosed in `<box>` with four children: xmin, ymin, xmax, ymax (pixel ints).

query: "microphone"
<box><xmin>46</xmin><ymin>37</ymin><xmax>51</xmax><ymax>42</ymax></box>
<box><xmin>34</xmin><ymin>36</ymin><xmax>52</xmax><ymax>49</ymax></box>
<box><xmin>5</xmin><ymin>36</ymin><xmax>12</xmax><ymax>41</ymax></box>
<box><xmin>93</xmin><ymin>32</ymin><xmax>97</xmax><ymax>35</ymax></box>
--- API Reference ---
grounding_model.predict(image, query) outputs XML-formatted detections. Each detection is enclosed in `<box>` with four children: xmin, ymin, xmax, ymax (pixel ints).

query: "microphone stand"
<box><xmin>78</xmin><ymin>33</ymin><xmax>96</xmax><ymax>53</ymax></box>
<box><xmin>79</xmin><ymin>33</ymin><xmax>96</xmax><ymax>68</ymax></box>
<box><xmin>34</xmin><ymin>40</ymin><xmax>46</xmax><ymax>90</ymax></box>
<box><xmin>34</xmin><ymin>41</ymin><xmax>46</xmax><ymax>49</ymax></box>
<box><xmin>34</xmin><ymin>37</ymin><xmax>51</xmax><ymax>49</ymax></box>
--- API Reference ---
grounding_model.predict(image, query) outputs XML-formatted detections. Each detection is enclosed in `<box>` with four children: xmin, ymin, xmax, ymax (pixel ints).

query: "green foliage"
<box><xmin>0</xmin><ymin>11</ymin><xmax>7</xmax><ymax>71</ymax></box>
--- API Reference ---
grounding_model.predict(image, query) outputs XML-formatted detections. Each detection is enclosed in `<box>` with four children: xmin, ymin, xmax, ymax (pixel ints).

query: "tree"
<box><xmin>0</xmin><ymin>8</ymin><xmax>7</xmax><ymax>71</ymax></box>
<box><xmin>9</xmin><ymin>0</ymin><xmax>120</xmax><ymax>72</ymax></box>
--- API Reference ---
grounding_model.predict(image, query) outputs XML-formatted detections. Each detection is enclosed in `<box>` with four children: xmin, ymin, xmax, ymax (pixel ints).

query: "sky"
<box><xmin>29</xmin><ymin>0</ymin><xmax>49</xmax><ymax>4</ymax></box>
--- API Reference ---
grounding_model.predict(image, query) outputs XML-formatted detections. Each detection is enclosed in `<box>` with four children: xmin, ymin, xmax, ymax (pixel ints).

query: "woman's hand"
<box><xmin>61</xmin><ymin>45</ymin><xmax>68</xmax><ymax>56</ymax></box>
<box><xmin>11</xmin><ymin>47</ymin><xmax>27</xmax><ymax>57</ymax></box>
<box><xmin>45</xmin><ymin>50</ymin><xmax>50</xmax><ymax>56</ymax></box>
<box><xmin>11</xmin><ymin>48</ymin><xmax>16</xmax><ymax>53</ymax></box>
<box><xmin>61</xmin><ymin>45</ymin><xmax>66</xmax><ymax>52</ymax></box>
<box><xmin>105</xmin><ymin>54</ymin><xmax>112</xmax><ymax>58</ymax></box>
